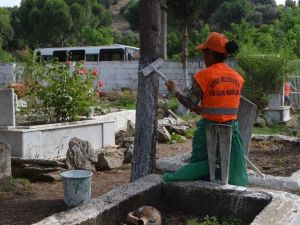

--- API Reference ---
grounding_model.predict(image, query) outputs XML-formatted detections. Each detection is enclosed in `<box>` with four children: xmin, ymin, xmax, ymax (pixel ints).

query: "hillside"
<box><xmin>110</xmin><ymin>0</ymin><xmax>131</xmax><ymax>32</ymax></box>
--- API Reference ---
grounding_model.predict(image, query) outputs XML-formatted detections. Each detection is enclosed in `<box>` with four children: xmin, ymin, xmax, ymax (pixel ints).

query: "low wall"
<box><xmin>33</xmin><ymin>174</ymin><xmax>300</xmax><ymax>225</ymax></box>
<box><xmin>0</xmin><ymin>119</ymin><xmax>115</xmax><ymax>159</ymax></box>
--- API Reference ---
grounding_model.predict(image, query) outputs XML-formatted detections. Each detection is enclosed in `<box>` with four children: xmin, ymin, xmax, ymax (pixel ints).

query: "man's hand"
<box><xmin>190</xmin><ymin>106</ymin><xmax>202</xmax><ymax>115</ymax></box>
<box><xmin>166</xmin><ymin>80</ymin><xmax>177</xmax><ymax>94</ymax></box>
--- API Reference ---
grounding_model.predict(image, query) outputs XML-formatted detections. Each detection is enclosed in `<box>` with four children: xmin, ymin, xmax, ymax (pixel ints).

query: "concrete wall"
<box><xmin>0</xmin><ymin>119</ymin><xmax>115</xmax><ymax>159</ymax></box>
<box><xmin>0</xmin><ymin>61</ymin><xmax>203</xmax><ymax>92</ymax></box>
<box><xmin>0</xmin><ymin>64</ymin><xmax>16</xmax><ymax>86</ymax></box>
<box><xmin>85</xmin><ymin>60</ymin><xmax>203</xmax><ymax>93</ymax></box>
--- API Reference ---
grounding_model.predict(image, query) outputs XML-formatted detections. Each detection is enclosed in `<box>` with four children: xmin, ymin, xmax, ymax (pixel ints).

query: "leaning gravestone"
<box><xmin>0</xmin><ymin>88</ymin><xmax>15</xmax><ymax>128</ymax></box>
<box><xmin>237</xmin><ymin>96</ymin><xmax>257</xmax><ymax>156</ymax></box>
<box><xmin>0</xmin><ymin>140</ymin><xmax>12</xmax><ymax>184</ymax></box>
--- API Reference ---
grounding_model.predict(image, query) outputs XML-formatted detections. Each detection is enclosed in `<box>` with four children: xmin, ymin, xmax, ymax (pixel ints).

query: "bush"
<box><xmin>236</xmin><ymin>47</ymin><xmax>297</xmax><ymax>109</ymax></box>
<box><xmin>25</xmin><ymin>60</ymin><xmax>97</xmax><ymax>122</ymax></box>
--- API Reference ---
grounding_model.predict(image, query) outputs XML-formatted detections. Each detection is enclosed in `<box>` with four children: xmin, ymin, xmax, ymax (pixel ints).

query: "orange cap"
<box><xmin>196</xmin><ymin>32</ymin><xmax>229</xmax><ymax>54</ymax></box>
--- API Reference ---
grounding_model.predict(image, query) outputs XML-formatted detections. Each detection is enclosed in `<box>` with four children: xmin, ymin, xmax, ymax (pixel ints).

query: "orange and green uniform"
<box><xmin>164</xmin><ymin>63</ymin><xmax>249</xmax><ymax>186</ymax></box>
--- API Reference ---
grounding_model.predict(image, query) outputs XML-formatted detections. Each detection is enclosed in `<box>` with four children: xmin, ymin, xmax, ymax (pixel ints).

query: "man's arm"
<box><xmin>173</xmin><ymin>81</ymin><xmax>203</xmax><ymax>113</ymax></box>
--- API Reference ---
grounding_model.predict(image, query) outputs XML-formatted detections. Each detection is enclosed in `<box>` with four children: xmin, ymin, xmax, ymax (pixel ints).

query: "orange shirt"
<box><xmin>284</xmin><ymin>82</ymin><xmax>291</xmax><ymax>97</ymax></box>
<box><xmin>194</xmin><ymin>63</ymin><xmax>244</xmax><ymax>123</ymax></box>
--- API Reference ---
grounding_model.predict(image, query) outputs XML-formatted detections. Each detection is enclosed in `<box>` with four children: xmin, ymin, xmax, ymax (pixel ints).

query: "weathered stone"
<box><xmin>126</xmin><ymin>120</ymin><xmax>135</xmax><ymax>137</ymax></box>
<box><xmin>255</xmin><ymin>117</ymin><xmax>267</xmax><ymax>128</ymax></box>
<box><xmin>96</xmin><ymin>148</ymin><xmax>126</xmax><ymax>170</ymax></box>
<box><xmin>206</xmin><ymin>125</ymin><xmax>232</xmax><ymax>185</ymax></box>
<box><xmin>115</xmin><ymin>130</ymin><xmax>127</xmax><ymax>146</ymax></box>
<box><xmin>124</xmin><ymin>144</ymin><xmax>134</xmax><ymax>164</ymax></box>
<box><xmin>121</xmin><ymin>137</ymin><xmax>134</xmax><ymax>148</ymax></box>
<box><xmin>158</xmin><ymin>117</ymin><xmax>179</xmax><ymax>127</ymax></box>
<box><xmin>0</xmin><ymin>141</ymin><xmax>11</xmax><ymax>184</ymax></box>
<box><xmin>11</xmin><ymin>157</ymin><xmax>65</xmax><ymax>182</ymax></box>
<box><xmin>66</xmin><ymin>137</ymin><xmax>97</xmax><ymax>172</ymax></box>
<box><xmin>237</xmin><ymin>96</ymin><xmax>257</xmax><ymax>156</ymax></box>
<box><xmin>157</xmin><ymin>126</ymin><xmax>171</xmax><ymax>143</ymax></box>
<box><xmin>168</xmin><ymin>125</ymin><xmax>188</xmax><ymax>136</ymax></box>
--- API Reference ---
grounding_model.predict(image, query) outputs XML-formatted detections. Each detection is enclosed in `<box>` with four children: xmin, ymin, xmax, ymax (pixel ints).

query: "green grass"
<box><xmin>253</xmin><ymin>124</ymin><xmax>296</xmax><ymax>136</ymax></box>
<box><xmin>186</xmin><ymin>216</ymin><xmax>242</xmax><ymax>225</ymax></box>
<box><xmin>97</xmin><ymin>90</ymin><xmax>136</xmax><ymax>110</ymax></box>
<box><xmin>186</xmin><ymin>127</ymin><xmax>196</xmax><ymax>139</ymax></box>
<box><xmin>170</xmin><ymin>132</ymin><xmax>186</xmax><ymax>143</ymax></box>
<box><xmin>13</xmin><ymin>177</ymin><xmax>31</xmax><ymax>186</ymax></box>
<box><xmin>168</xmin><ymin>97</ymin><xmax>179</xmax><ymax>112</ymax></box>
<box><xmin>179</xmin><ymin>114</ymin><xmax>199</xmax><ymax>122</ymax></box>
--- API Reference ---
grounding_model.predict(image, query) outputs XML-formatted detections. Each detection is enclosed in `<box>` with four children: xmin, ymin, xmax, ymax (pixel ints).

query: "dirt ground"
<box><xmin>0</xmin><ymin>139</ymin><xmax>299</xmax><ymax>225</ymax></box>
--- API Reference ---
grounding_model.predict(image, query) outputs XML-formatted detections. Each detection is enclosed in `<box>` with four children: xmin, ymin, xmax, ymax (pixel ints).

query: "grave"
<box><xmin>33</xmin><ymin>174</ymin><xmax>300</xmax><ymax>225</ymax></box>
<box><xmin>0</xmin><ymin>86</ymin><xmax>135</xmax><ymax>159</ymax></box>
<box><xmin>264</xmin><ymin>94</ymin><xmax>291</xmax><ymax>122</ymax></box>
<box><xmin>0</xmin><ymin>140</ymin><xmax>11</xmax><ymax>184</ymax></box>
<box><xmin>0</xmin><ymin>88</ymin><xmax>15</xmax><ymax>128</ymax></box>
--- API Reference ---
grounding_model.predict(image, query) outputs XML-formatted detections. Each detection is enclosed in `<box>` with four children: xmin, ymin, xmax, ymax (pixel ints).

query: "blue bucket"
<box><xmin>61</xmin><ymin>170</ymin><xmax>93</xmax><ymax>207</ymax></box>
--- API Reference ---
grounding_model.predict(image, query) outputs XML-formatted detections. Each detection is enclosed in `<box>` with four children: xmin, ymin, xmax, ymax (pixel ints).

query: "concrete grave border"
<box><xmin>0</xmin><ymin>110</ymin><xmax>136</xmax><ymax>159</ymax></box>
<box><xmin>33</xmin><ymin>174</ymin><xmax>300</xmax><ymax>225</ymax></box>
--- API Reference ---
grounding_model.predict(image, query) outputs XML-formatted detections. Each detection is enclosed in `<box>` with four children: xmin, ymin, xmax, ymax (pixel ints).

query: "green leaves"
<box><xmin>27</xmin><ymin>60</ymin><xmax>96</xmax><ymax>122</ymax></box>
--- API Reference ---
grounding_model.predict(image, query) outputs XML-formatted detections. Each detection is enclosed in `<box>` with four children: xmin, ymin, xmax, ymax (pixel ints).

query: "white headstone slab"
<box><xmin>0</xmin><ymin>88</ymin><xmax>15</xmax><ymax>127</ymax></box>
<box><xmin>268</xmin><ymin>94</ymin><xmax>281</xmax><ymax>109</ymax></box>
<box><xmin>237</xmin><ymin>96</ymin><xmax>257</xmax><ymax>156</ymax></box>
<box><xmin>0</xmin><ymin>140</ymin><xmax>11</xmax><ymax>183</ymax></box>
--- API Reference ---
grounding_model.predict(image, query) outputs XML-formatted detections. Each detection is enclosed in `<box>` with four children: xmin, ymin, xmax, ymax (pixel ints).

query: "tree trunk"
<box><xmin>182</xmin><ymin>21</ymin><xmax>189</xmax><ymax>89</ymax></box>
<box><xmin>131</xmin><ymin>0</ymin><xmax>162</xmax><ymax>182</ymax></box>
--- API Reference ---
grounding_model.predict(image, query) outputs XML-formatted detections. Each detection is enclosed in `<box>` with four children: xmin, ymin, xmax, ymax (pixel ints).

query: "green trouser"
<box><xmin>163</xmin><ymin>119</ymin><xmax>249</xmax><ymax>186</ymax></box>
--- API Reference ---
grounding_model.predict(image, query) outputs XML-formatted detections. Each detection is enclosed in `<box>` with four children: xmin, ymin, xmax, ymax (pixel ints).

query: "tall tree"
<box><xmin>167</xmin><ymin>0</ymin><xmax>209</xmax><ymax>89</ymax></box>
<box><xmin>13</xmin><ymin>0</ymin><xmax>111</xmax><ymax>48</ymax></box>
<box><xmin>0</xmin><ymin>8</ymin><xmax>14</xmax><ymax>49</ymax></box>
<box><xmin>131</xmin><ymin>0</ymin><xmax>162</xmax><ymax>181</ymax></box>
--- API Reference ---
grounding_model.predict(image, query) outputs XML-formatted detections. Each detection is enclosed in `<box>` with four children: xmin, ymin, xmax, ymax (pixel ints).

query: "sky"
<box><xmin>0</xmin><ymin>0</ymin><xmax>291</xmax><ymax>7</ymax></box>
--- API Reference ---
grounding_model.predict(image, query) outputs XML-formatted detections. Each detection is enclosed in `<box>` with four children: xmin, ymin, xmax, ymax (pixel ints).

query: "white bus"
<box><xmin>34</xmin><ymin>44</ymin><xmax>140</xmax><ymax>62</ymax></box>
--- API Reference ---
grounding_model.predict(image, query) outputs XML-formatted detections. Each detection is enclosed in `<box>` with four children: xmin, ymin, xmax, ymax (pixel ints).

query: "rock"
<box><xmin>115</xmin><ymin>130</ymin><xmax>127</xmax><ymax>146</ymax></box>
<box><xmin>157</xmin><ymin>127</ymin><xmax>171</xmax><ymax>143</ymax></box>
<box><xmin>168</xmin><ymin>125</ymin><xmax>188</xmax><ymax>136</ymax></box>
<box><xmin>96</xmin><ymin>148</ymin><xmax>126</xmax><ymax>170</ymax></box>
<box><xmin>66</xmin><ymin>137</ymin><xmax>97</xmax><ymax>172</ymax></box>
<box><xmin>127</xmin><ymin>120</ymin><xmax>135</xmax><ymax>137</ymax></box>
<box><xmin>121</xmin><ymin>137</ymin><xmax>134</xmax><ymax>148</ymax></box>
<box><xmin>254</xmin><ymin>117</ymin><xmax>266</xmax><ymax>128</ymax></box>
<box><xmin>262</xmin><ymin>114</ymin><xmax>274</xmax><ymax>127</ymax></box>
<box><xmin>124</xmin><ymin>144</ymin><xmax>134</xmax><ymax>164</ymax></box>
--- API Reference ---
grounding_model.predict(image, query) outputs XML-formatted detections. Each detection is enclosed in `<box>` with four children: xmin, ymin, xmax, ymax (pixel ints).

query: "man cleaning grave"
<box><xmin>163</xmin><ymin>32</ymin><xmax>248</xmax><ymax>186</ymax></box>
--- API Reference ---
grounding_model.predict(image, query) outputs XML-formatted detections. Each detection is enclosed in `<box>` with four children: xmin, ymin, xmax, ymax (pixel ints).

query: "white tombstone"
<box><xmin>265</xmin><ymin>94</ymin><xmax>291</xmax><ymax>122</ymax></box>
<box><xmin>0</xmin><ymin>88</ymin><xmax>15</xmax><ymax>128</ymax></box>
<box><xmin>0</xmin><ymin>140</ymin><xmax>11</xmax><ymax>183</ymax></box>
<box><xmin>268</xmin><ymin>94</ymin><xmax>282</xmax><ymax>109</ymax></box>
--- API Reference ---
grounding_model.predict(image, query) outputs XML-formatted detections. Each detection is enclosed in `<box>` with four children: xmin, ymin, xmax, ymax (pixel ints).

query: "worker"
<box><xmin>164</xmin><ymin>32</ymin><xmax>248</xmax><ymax>186</ymax></box>
<box><xmin>284</xmin><ymin>80</ymin><xmax>297</xmax><ymax>107</ymax></box>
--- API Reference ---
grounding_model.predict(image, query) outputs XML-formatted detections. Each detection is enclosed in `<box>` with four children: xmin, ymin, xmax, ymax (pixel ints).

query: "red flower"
<box><xmin>78</xmin><ymin>68</ymin><xmax>88</xmax><ymax>75</ymax></box>
<box><xmin>92</xmin><ymin>69</ymin><xmax>98</xmax><ymax>76</ymax></box>
<box><xmin>97</xmin><ymin>80</ymin><xmax>104</xmax><ymax>87</ymax></box>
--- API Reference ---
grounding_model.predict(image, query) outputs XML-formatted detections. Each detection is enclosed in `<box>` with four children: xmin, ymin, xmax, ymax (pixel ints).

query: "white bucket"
<box><xmin>61</xmin><ymin>170</ymin><xmax>93</xmax><ymax>207</ymax></box>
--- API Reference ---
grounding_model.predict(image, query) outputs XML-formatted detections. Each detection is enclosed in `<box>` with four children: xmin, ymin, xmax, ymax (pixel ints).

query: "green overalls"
<box><xmin>163</xmin><ymin>118</ymin><xmax>249</xmax><ymax>186</ymax></box>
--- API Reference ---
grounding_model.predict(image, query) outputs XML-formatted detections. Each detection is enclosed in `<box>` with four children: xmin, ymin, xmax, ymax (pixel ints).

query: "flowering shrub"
<box><xmin>25</xmin><ymin>60</ymin><xmax>97</xmax><ymax>122</ymax></box>
<box><xmin>7</xmin><ymin>82</ymin><xmax>26</xmax><ymax>98</ymax></box>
